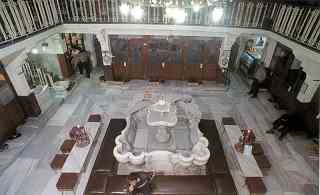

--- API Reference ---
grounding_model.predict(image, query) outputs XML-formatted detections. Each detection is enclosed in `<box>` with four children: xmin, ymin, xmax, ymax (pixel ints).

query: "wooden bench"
<box><xmin>50</xmin><ymin>154</ymin><xmax>68</xmax><ymax>171</ymax></box>
<box><xmin>60</xmin><ymin>140</ymin><xmax>76</xmax><ymax>154</ymax></box>
<box><xmin>254</xmin><ymin>155</ymin><xmax>272</xmax><ymax>170</ymax></box>
<box><xmin>88</xmin><ymin>114</ymin><xmax>102</xmax><ymax>123</ymax></box>
<box><xmin>92</xmin><ymin>119</ymin><xmax>126</xmax><ymax>174</ymax></box>
<box><xmin>56</xmin><ymin>173</ymin><xmax>79</xmax><ymax>195</ymax></box>
<box><xmin>245</xmin><ymin>177</ymin><xmax>267</xmax><ymax>195</ymax></box>
<box><xmin>252</xmin><ymin>143</ymin><xmax>264</xmax><ymax>155</ymax></box>
<box><xmin>222</xmin><ymin>117</ymin><xmax>237</xmax><ymax>126</ymax></box>
<box><xmin>152</xmin><ymin>176</ymin><xmax>216</xmax><ymax>195</ymax></box>
<box><xmin>214</xmin><ymin>174</ymin><xmax>238</xmax><ymax>195</ymax></box>
<box><xmin>85</xmin><ymin>173</ymin><xmax>108</xmax><ymax>194</ymax></box>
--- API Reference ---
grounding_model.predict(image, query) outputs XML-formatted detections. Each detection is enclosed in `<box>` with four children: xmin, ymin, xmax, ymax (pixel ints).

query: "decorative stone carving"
<box><xmin>219</xmin><ymin>34</ymin><xmax>238</xmax><ymax>68</ymax></box>
<box><xmin>113</xmin><ymin>93</ymin><xmax>211</xmax><ymax>168</ymax></box>
<box><xmin>95</xmin><ymin>29</ymin><xmax>113</xmax><ymax>66</ymax></box>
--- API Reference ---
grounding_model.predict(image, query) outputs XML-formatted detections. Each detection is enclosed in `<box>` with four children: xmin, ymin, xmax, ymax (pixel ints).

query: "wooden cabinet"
<box><xmin>110</xmin><ymin>35</ymin><xmax>222</xmax><ymax>82</ymax></box>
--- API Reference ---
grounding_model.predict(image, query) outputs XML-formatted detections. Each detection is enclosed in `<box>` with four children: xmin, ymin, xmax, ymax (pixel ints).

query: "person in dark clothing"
<box><xmin>71</xmin><ymin>48</ymin><xmax>92</xmax><ymax>78</ymax></box>
<box><xmin>127</xmin><ymin>171</ymin><xmax>155</xmax><ymax>195</ymax></box>
<box><xmin>266</xmin><ymin>113</ymin><xmax>303</xmax><ymax>140</ymax></box>
<box><xmin>248</xmin><ymin>63</ymin><xmax>267</xmax><ymax>98</ymax></box>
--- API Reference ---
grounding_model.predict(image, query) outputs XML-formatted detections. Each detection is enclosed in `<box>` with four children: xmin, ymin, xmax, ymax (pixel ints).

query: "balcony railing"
<box><xmin>0</xmin><ymin>0</ymin><xmax>62</xmax><ymax>47</ymax></box>
<box><xmin>0</xmin><ymin>0</ymin><xmax>319</xmax><ymax>52</ymax></box>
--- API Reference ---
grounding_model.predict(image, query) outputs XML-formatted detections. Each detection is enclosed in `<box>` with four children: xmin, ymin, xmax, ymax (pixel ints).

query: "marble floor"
<box><xmin>0</xmin><ymin>70</ymin><xmax>318</xmax><ymax>195</ymax></box>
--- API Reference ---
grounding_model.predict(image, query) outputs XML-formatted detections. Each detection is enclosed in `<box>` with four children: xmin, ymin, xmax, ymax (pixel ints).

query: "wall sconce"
<box><xmin>123</xmin><ymin>61</ymin><xmax>127</xmax><ymax>67</ymax></box>
<box><xmin>161</xmin><ymin>62</ymin><xmax>165</xmax><ymax>69</ymax></box>
<box><xmin>200</xmin><ymin>63</ymin><xmax>203</xmax><ymax>69</ymax></box>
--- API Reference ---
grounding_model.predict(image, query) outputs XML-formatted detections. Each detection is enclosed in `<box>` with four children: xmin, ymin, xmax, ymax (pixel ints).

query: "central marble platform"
<box><xmin>113</xmin><ymin>93</ymin><xmax>211</xmax><ymax>170</ymax></box>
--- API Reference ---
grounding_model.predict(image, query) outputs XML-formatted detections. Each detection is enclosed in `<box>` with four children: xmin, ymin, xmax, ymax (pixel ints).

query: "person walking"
<box><xmin>248</xmin><ymin>62</ymin><xmax>267</xmax><ymax>98</ymax></box>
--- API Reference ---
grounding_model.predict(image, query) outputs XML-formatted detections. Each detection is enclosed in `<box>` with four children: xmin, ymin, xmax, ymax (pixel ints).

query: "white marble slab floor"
<box><xmin>0</xmin><ymin>70</ymin><xmax>318</xmax><ymax>195</ymax></box>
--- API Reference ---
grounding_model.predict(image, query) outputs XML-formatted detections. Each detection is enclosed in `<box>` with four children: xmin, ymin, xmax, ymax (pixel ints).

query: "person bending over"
<box><xmin>266</xmin><ymin>113</ymin><xmax>302</xmax><ymax>140</ymax></box>
<box><xmin>127</xmin><ymin>171</ymin><xmax>155</xmax><ymax>195</ymax></box>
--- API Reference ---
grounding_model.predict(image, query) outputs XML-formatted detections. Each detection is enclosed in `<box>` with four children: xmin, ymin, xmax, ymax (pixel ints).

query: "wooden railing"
<box><xmin>0</xmin><ymin>0</ymin><xmax>319</xmax><ymax>52</ymax></box>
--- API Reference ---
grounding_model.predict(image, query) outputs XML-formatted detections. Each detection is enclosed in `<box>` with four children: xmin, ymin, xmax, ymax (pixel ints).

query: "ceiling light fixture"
<box><xmin>212</xmin><ymin>7</ymin><xmax>223</xmax><ymax>22</ymax></box>
<box><xmin>193</xmin><ymin>4</ymin><xmax>201</xmax><ymax>12</ymax></box>
<box><xmin>120</xmin><ymin>3</ymin><xmax>130</xmax><ymax>16</ymax></box>
<box><xmin>166</xmin><ymin>7</ymin><xmax>186</xmax><ymax>24</ymax></box>
<box><xmin>131</xmin><ymin>6</ymin><xmax>144</xmax><ymax>20</ymax></box>
<box><xmin>31</xmin><ymin>48</ymin><xmax>39</xmax><ymax>54</ymax></box>
<box><xmin>174</xmin><ymin>8</ymin><xmax>186</xmax><ymax>23</ymax></box>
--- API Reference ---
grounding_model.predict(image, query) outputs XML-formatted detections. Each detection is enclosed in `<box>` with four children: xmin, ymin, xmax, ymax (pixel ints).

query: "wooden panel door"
<box><xmin>203</xmin><ymin>39</ymin><xmax>222</xmax><ymax>81</ymax></box>
<box><xmin>269</xmin><ymin>42</ymin><xmax>294</xmax><ymax>79</ymax></box>
<box><xmin>128</xmin><ymin>38</ymin><xmax>147</xmax><ymax>79</ymax></box>
<box><xmin>184</xmin><ymin>39</ymin><xmax>205</xmax><ymax>82</ymax></box>
<box><xmin>147</xmin><ymin>38</ymin><xmax>165</xmax><ymax>81</ymax></box>
<box><xmin>163</xmin><ymin>38</ymin><xmax>183</xmax><ymax>80</ymax></box>
<box><xmin>147</xmin><ymin>37</ymin><xmax>183</xmax><ymax>80</ymax></box>
<box><xmin>110</xmin><ymin>37</ymin><xmax>129</xmax><ymax>81</ymax></box>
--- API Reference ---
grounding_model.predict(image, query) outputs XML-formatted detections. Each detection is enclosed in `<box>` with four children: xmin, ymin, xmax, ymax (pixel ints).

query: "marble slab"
<box><xmin>224</xmin><ymin>125</ymin><xmax>263</xmax><ymax>178</ymax></box>
<box><xmin>61</xmin><ymin>122</ymin><xmax>101</xmax><ymax>173</ymax></box>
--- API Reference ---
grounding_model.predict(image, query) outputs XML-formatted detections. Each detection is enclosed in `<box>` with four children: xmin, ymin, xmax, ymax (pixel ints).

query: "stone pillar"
<box><xmin>95</xmin><ymin>30</ymin><xmax>114</xmax><ymax>81</ymax></box>
<box><xmin>219</xmin><ymin>33</ymin><xmax>238</xmax><ymax>69</ymax></box>
<box><xmin>84</xmin><ymin>34</ymin><xmax>97</xmax><ymax>67</ymax></box>
<box><xmin>4</xmin><ymin>52</ymin><xmax>41</xmax><ymax>117</ymax></box>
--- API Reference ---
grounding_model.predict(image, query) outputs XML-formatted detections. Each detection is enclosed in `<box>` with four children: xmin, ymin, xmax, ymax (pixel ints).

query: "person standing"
<box><xmin>248</xmin><ymin>62</ymin><xmax>267</xmax><ymax>98</ymax></box>
<box><xmin>70</xmin><ymin>47</ymin><xmax>91</xmax><ymax>78</ymax></box>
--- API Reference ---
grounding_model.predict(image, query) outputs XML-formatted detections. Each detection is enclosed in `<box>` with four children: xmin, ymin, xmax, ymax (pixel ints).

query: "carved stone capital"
<box><xmin>95</xmin><ymin>29</ymin><xmax>113</xmax><ymax>66</ymax></box>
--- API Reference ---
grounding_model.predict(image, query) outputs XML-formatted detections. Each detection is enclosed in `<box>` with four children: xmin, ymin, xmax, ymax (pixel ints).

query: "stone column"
<box><xmin>95</xmin><ymin>30</ymin><xmax>114</xmax><ymax>81</ymax></box>
<box><xmin>3</xmin><ymin>51</ymin><xmax>41</xmax><ymax>117</ymax></box>
<box><xmin>219</xmin><ymin>33</ymin><xmax>238</xmax><ymax>69</ymax></box>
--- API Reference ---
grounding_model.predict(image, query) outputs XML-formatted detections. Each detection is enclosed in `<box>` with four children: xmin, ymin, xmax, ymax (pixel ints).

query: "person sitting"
<box><xmin>248</xmin><ymin>62</ymin><xmax>267</xmax><ymax>98</ymax></box>
<box><xmin>127</xmin><ymin>171</ymin><xmax>155</xmax><ymax>195</ymax></box>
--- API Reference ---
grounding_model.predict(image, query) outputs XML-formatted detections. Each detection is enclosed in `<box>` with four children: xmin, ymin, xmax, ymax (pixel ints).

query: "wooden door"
<box><xmin>203</xmin><ymin>39</ymin><xmax>222</xmax><ymax>81</ymax></box>
<box><xmin>184</xmin><ymin>39</ymin><xmax>205</xmax><ymax>82</ymax></box>
<box><xmin>128</xmin><ymin>38</ymin><xmax>147</xmax><ymax>79</ymax></box>
<box><xmin>147</xmin><ymin>38</ymin><xmax>165</xmax><ymax>81</ymax></box>
<box><xmin>163</xmin><ymin>38</ymin><xmax>183</xmax><ymax>80</ymax></box>
<box><xmin>147</xmin><ymin>37</ymin><xmax>183</xmax><ymax>80</ymax></box>
<box><xmin>269</xmin><ymin>42</ymin><xmax>294</xmax><ymax>79</ymax></box>
<box><xmin>110</xmin><ymin>37</ymin><xmax>129</xmax><ymax>81</ymax></box>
